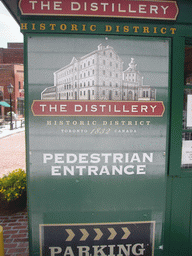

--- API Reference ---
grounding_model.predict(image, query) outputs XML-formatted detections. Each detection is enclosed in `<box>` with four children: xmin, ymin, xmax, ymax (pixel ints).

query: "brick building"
<box><xmin>0</xmin><ymin>43</ymin><xmax>24</xmax><ymax>119</ymax></box>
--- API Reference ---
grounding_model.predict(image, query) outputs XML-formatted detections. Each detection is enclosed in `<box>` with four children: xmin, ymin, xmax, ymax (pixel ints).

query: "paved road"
<box><xmin>0</xmin><ymin>131</ymin><xmax>26</xmax><ymax>178</ymax></box>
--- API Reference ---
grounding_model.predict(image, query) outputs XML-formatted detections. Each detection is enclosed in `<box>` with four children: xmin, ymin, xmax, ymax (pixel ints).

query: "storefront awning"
<box><xmin>0</xmin><ymin>101</ymin><xmax>10</xmax><ymax>107</ymax></box>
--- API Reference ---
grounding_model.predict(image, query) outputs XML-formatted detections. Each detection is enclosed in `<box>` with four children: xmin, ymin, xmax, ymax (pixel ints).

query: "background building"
<box><xmin>0</xmin><ymin>43</ymin><xmax>24</xmax><ymax>119</ymax></box>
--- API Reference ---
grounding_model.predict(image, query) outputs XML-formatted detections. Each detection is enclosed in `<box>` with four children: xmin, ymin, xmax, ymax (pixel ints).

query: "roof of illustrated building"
<box><xmin>54</xmin><ymin>44</ymin><xmax>123</xmax><ymax>74</ymax></box>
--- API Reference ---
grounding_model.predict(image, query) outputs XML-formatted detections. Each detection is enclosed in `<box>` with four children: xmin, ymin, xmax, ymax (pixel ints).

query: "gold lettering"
<box><xmin>40</xmin><ymin>23</ymin><xmax>45</xmax><ymax>30</ymax></box>
<box><xmin>123</xmin><ymin>26</ymin><xmax>129</xmax><ymax>33</ymax></box>
<box><xmin>32</xmin><ymin>23</ymin><xmax>36</xmax><ymax>30</ymax></box>
<box><xmin>116</xmin><ymin>25</ymin><xmax>120</xmax><ymax>32</ymax></box>
<box><xmin>21</xmin><ymin>23</ymin><xmax>28</xmax><ymax>30</ymax></box>
<box><xmin>82</xmin><ymin>24</ymin><xmax>86</xmax><ymax>31</ymax></box>
<box><xmin>105</xmin><ymin>25</ymin><xmax>112</xmax><ymax>32</ymax></box>
<box><xmin>161</xmin><ymin>27</ymin><xmax>166</xmax><ymax>34</ymax></box>
<box><xmin>50</xmin><ymin>24</ymin><xmax>56</xmax><ymax>30</ymax></box>
<box><xmin>71</xmin><ymin>24</ymin><xmax>78</xmax><ymax>31</ymax></box>
<box><xmin>90</xmin><ymin>25</ymin><xmax>96</xmax><ymax>31</ymax></box>
<box><xmin>143</xmin><ymin>26</ymin><xmax>150</xmax><ymax>33</ymax></box>
<box><xmin>170</xmin><ymin>28</ymin><xmax>176</xmax><ymax>34</ymax></box>
<box><xmin>60</xmin><ymin>24</ymin><xmax>67</xmax><ymax>31</ymax></box>
<box><xmin>153</xmin><ymin>27</ymin><xmax>157</xmax><ymax>34</ymax></box>
<box><xmin>133</xmin><ymin>26</ymin><xmax>139</xmax><ymax>33</ymax></box>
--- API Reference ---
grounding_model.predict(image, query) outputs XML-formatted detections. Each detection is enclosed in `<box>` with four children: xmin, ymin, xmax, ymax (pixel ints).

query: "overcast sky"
<box><xmin>0</xmin><ymin>1</ymin><xmax>23</xmax><ymax>48</ymax></box>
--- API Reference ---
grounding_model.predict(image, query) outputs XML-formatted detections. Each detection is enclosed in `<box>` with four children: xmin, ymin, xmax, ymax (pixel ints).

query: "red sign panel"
<box><xmin>19</xmin><ymin>0</ymin><xmax>179</xmax><ymax>20</ymax></box>
<box><xmin>31</xmin><ymin>100</ymin><xmax>165</xmax><ymax>117</ymax></box>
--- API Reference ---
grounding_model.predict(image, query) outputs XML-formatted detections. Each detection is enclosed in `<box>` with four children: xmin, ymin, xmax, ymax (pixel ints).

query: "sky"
<box><xmin>0</xmin><ymin>1</ymin><xmax>23</xmax><ymax>48</ymax></box>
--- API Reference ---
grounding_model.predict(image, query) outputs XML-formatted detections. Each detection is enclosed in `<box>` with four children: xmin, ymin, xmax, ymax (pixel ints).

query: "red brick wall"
<box><xmin>0</xmin><ymin>49</ymin><xmax>3</xmax><ymax>63</ymax></box>
<box><xmin>2</xmin><ymin>49</ymin><xmax>23</xmax><ymax>64</ymax></box>
<box><xmin>7</xmin><ymin>43</ymin><xmax>23</xmax><ymax>49</ymax></box>
<box><xmin>0</xmin><ymin>64</ymin><xmax>24</xmax><ymax>115</ymax></box>
<box><xmin>0</xmin><ymin>43</ymin><xmax>24</xmax><ymax>64</ymax></box>
<box><xmin>0</xmin><ymin>44</ymin><xmax>24</xmax><ymax>117</ymax></box>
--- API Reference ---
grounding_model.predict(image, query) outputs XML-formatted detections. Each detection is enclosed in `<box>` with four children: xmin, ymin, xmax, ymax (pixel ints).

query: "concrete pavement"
<box><xmin>0</xmin><ymin>121</ymin><xmax>25</xmax><ymax>139</ymax></box>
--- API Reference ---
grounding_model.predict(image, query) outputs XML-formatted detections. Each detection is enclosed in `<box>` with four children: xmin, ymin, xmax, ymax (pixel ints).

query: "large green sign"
<box><xmin>27</xmin><ymin>35</ymin><xmax>170</xmax><ymax>255</ymax></box>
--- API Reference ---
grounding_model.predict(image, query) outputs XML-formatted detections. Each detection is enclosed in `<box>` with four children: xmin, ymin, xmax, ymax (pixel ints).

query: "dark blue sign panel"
<box><xmin>40</xmin><ymin>221</ymin><xmax>155</xmax><ymax>256</ymax></box>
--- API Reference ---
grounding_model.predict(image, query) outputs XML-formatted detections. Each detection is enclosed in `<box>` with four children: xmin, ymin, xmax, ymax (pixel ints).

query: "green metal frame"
<box><xmin>21</xmin><ymin>12</ymin><xmax>192</xmax><ymax>256</ymax></box>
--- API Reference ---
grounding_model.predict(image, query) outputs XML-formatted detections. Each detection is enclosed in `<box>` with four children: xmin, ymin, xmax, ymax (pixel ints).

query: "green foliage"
<box><xmin>0</xmin><ymin>169</ymin><xmax>26</xmax><ymax>202</ymax></box>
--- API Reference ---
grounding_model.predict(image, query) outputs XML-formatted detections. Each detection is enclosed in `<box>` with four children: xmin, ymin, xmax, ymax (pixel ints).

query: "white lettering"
<box><xmin>41</xmin><ymin>1</ymin><xmax>50</xmax><ymax>10</ymax></box>
<box><xmin>132</xmin><ymin>243</ymin><xmax>145</xmax><ymax>255</ymax></box>
<box><xmin>93</xmin><ymin>245</ymin><xmax>107</xmax><ymax>256</ymax></box>
<box><xmin>49</xmin><ymin>247</ymin><xmax>62</xmax><ymax>256</ymax></box>
<box><xmin>64</xmin><ymin>246</ymin><xmax>74</xmax><ymax>256</ymax></box>
<box><xmin>118</xmin><ymin>3</ymin><xmax>126</xmax><ymax>12</ymax></box>
<box><xmin>55</xmin><ymin>153</ymin><xmax>64</xmax><ymax>163</ymax></box>
<box><xmin>150</xmin><ymin>105</ymin><xmax>157</xmax><ymax>112</ymax></box>
<box><xmin>128</xmin><ymin>4</ymin><xmax>136</xmax><ymax>13</ymax></box>
<box><xmin>137</xmin><ymin>165</ymin><xmax>146</xmax><ymax>175</ymax></box>
<box><xmin>77</xmin><ymin>246</ymin><xmax>90</xmax><ymax>256</ymax></box>
<box><xmin>101</xmin><ymin>3</ymin><xmax>109</xmax><ymax>12</ymax></box>
<box><xmin>60</xmin><ymin>105</ymin><xmax>67</xmax><ymax>112</ymax></box>
<box><xmin>52</xmin><ymin>166</ymin><xmax>61</xmax><ymax>176</ymax></box>
<box><xmin>79</xmin><ymin>154</ymin><xmax>88</xmax><ymax>163</ymax></box>
<box><xmin>124</xmin><ymin>165</ymin><xmax>134</xmax><ymax>175</ymax></box>
<box><xmin>66</xmin><ymin>154</ymin><xmax>77</xmax><ymax>164</ymax></box>
<box><xmin>90</xmin><ymin>3</ymin><xmax>98</xmax><ymax>11</ymax></box>
<box><xmin>29</xmin><ymin>1</ymin><xmax>37</xmax><ymax>10</ymax></box>
<box><xmin>43</xmin><ymin>153</ymin><xmax>53</xmax><ymax>163</ymax></box>
<box><xmin>139</xmin><ymin>5</ymin><xmax>147</xmax><ymax>13</ymax></box>
<box><xmin>63</xmin><ymin>166</ymin><xmax>74</xmax><ymax>175</ymax></box>
<box><xmin>161</xmin><ymin>5</ymin><xmax>169</xmax><ymax>15</ymax></box>
<box><xmin>150</xmin><ymin>5</ymin><xmax>158</xmax><ymax>14</ymax></box>
<box><xmin>71</xmin><ymin>2</ymin><xmax>81</xmax><ymax>11</ymax></box>
<box><xmin>75</xmin><ymin>104</ymin><xmax>83</xmax><ymax>112</ymax></box>
<box><xmin>40</xmin><ymin>104</ymin><xmax>47</xmax><ymax>112</ymax></box>
<box><xmin>54</xmin><ymin>1</ymin><xmax>62</xmax><ymax>10</ymax></box>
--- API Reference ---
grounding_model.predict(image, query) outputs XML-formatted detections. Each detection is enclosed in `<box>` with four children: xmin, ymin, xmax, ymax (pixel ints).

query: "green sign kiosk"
<box><xmin>2</xmin><ymin>0</ymin><xmax>192</xmax><ymax>255</ymax></box>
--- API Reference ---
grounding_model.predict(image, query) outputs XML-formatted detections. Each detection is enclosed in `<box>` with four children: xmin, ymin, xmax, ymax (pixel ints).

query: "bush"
<box><xmin>0</xmin><ymin>169</ymin><xmax>26</xmax><ymax>202</ymax></box>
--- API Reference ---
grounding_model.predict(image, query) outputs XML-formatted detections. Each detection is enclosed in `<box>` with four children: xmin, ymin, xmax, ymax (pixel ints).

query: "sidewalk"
<box><xmin>0</xmin><ymin>121</ymin><xmax>25</xmax><ymax>139</ymax></box>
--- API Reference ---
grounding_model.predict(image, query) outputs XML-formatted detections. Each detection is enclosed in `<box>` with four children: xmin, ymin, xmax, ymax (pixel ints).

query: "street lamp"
<box><xmin>7</xmin><ymin>83</ymin><xmax>14</xmax><ymax>130</ymax></box>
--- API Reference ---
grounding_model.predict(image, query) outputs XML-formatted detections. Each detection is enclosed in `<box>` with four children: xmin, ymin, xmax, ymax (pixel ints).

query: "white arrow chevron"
<box><xmin>121</xmin><ymin>227</ymin><xmax>131</xmax><ymax>239</ymax></box>
<box><xmin>94</xmin><ymin>228</ymin><xmax>103</xmax><ymax>240</ymax></box>
<box><xmin>66</xmin><ymin>229</ymin><xmax>75</xmax><ymax>241</ymax></box>
<box><xmin>108</xmin><ymin>228</ymin><xmax>117</xmax><ymax>240</ymax></box>
<box><xmin>80</xmin><ymin>229</ymin><xmax>89</xmax><ymax>241</ymax></box>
